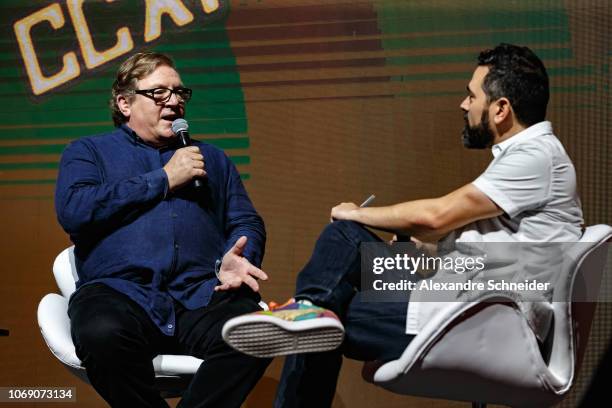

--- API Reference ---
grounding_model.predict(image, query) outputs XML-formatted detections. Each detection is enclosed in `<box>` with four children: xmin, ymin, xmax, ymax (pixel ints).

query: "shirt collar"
<box><xmin>119</xmin><ymin>124</ymin><xmax>177</xmax><ymax>151</ymax></box>
<box><xmin>120</xmin><ymin>124</ymin><xmax>144</xmax><ymax>146</ymax></box>
<box><xmin>491</xmin><ymin>121</ymin><xmax>552</xmax><ymax>157</ymax></box>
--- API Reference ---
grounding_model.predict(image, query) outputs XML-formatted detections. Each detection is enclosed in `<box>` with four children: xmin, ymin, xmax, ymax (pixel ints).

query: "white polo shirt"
<box><xmin>406</xmin><ymin>121</ymin><xmax>584</xmax><ymax>340</ymax></box>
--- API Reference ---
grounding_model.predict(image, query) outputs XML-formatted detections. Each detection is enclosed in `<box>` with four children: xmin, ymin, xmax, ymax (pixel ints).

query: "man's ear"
<box><xmin>491</xmin><ymin>97</ymin><xmax>511</xmax><ymax>125</ymax></box>
<box><xmin>116</xmin><ymin>94</ymin><xmax>131</xmax><ymax>119</ymax></box>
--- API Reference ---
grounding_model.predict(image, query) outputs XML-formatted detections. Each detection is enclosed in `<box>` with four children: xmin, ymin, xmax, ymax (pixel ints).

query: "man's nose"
<box><xmin>166</xmin><ymin>91</ymin><xmax>181</xmax><ymax>105</ymax></box>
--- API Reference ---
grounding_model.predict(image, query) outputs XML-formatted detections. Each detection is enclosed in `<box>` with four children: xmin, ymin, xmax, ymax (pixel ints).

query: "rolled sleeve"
<box><xmin>222</xmin><ymin>159</ymin><xmax>266</xmax><ymax>267</ymax></box>
<box><xmin>473</xmin><ymin>146</ymin><xmax>552</xmax><ymax>218</ymax></box>
<box><xmin>145</xmin><ymin>168</ymin><xmax>169</xmax><ymax>200</ymax></box>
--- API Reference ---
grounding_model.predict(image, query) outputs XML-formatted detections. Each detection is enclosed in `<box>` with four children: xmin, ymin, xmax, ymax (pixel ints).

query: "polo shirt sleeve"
<box><xmin>472</xmin><ymin>144</ymin><xmax>552</xmax><ymax>218</ymax></box>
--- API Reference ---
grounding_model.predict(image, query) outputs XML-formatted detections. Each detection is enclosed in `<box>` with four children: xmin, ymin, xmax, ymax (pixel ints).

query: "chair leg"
<box><xmin>472</xmin><ymin>403</ymin><xmax>487</xmax><ymax>408</ymax></box>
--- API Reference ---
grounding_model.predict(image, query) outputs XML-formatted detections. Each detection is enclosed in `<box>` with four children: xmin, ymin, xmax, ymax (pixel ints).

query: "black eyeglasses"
<box><xmin>134</xmin><ymin>87</ymin><xmax>192</xmax><ymax>103</ymax></box>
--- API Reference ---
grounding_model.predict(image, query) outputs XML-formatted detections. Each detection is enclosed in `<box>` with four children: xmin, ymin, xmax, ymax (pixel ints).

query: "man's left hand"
<box><xmin>214</xmin><ymin>236</ymin><xmax>268</xmax><ymax>292</ymax></box>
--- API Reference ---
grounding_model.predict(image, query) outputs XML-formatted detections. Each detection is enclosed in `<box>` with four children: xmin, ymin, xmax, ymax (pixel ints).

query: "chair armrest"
<box><xmin>37</xmin><ymin>293</ymin><xmax>83</xmax><ymax>369</ymax></box>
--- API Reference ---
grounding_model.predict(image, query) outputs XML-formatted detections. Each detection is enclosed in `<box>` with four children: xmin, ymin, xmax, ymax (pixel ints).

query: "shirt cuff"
<box><xmin>144</xmin><ymin>168</ymin><xmax>169</xmax><ymax>201</ymax></box>
<box><xmin>214</xmin><ymin>259</ymin><xmax>222</xmax><ymax>280</ymax></box>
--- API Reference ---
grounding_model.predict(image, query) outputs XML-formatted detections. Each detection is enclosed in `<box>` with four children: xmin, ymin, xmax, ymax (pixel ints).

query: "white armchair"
<box><xmin>363</xmin><ymin>225</ymin><xmax>611</xmax><ymax>408</ymax></box>
<box><xmin>37</xmin><ymin>246</ymin><xmax>204</xmax><ymax>397</ymax></box>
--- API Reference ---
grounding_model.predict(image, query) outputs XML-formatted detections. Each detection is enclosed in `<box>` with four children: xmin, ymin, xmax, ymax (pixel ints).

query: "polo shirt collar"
<box><xmin>491</xmin><ymin>121</ymin><xmax>552</xmax><ymax>157</ymax></box>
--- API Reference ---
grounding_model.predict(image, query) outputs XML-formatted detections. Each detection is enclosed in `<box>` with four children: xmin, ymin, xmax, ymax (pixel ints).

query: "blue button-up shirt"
<box><xmin>55</xmin><ymin>125</ymin><xmax>266</xmax><ymax>335</ymax></box>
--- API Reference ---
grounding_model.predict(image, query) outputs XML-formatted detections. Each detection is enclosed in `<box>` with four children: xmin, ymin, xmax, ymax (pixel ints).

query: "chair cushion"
<box><xmin>37</xmin><ymin>293</ymin><xmax>83</xmax><ymax>369</ymax></box>
<box><xmin>52</xmin><ymin>247</ymin><xmax>78</xmax><ymax>298</ymax></box>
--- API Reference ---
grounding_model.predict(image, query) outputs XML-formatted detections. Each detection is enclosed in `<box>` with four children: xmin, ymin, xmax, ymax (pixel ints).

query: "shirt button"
<box><xmin>174</xmin><ymin>244</ymin><xmax>179</xmax><ymax>249</ymax></box>
<box><xmin>168</xmin><ymin>324</ymin><xmax>173</xmax><ymax>329</ymax></box>
<box><xmin>171</xmin><ymin>212</ymin><xmax>177</xmax><ymax>218</ymax></box>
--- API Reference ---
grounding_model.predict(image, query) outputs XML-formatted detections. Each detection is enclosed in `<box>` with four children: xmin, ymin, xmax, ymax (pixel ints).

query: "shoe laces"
<box><xmin>268</xmin><ymin>298</ymin><xmax>295</xmax><ymax>310</ymax></box>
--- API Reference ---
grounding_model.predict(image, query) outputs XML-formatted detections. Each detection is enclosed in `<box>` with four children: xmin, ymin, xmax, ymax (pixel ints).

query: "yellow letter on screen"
<box><xmin>144</xmin><ymin>0</ymin><xmax>194</xmax><ymax>43</ymax></box>
<box><xmin>13</xmin><ymin>3</ymin><xmax>80</xmax><ymax>96</ymax></box>
<box><xmin>200</xmin><ymin>0</ymin><xmax>220</xmax><ymax>14</ymax></box>
<box><xmin>67</xmin><ymin>0</ymin><xmax>134</xmax><ymax>69</ymax></box>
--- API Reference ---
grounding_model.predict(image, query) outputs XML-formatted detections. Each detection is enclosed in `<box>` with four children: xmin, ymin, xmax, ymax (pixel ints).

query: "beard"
<box><xmin>462</xmin><ymin>110</ymin><xmax>494</xmax><ymax>149</ymax></box>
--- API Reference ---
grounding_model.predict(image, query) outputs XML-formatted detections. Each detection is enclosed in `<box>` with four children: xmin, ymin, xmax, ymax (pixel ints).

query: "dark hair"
<box><xmin>110</xmin><ymin>52</ymin><xmax>176</xmax><ymax>126</ymax></box>
<box><xmin>477</xmin><ymin>43</ymin><xmax>549</xmax><ymax>127</ymax></box>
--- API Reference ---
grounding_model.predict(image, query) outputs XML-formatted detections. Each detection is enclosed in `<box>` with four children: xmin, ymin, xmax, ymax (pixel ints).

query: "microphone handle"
<box><xmin>178</xmin><ymin>131</ymin><xmax>204</xmax><ymax>188</ymax></box>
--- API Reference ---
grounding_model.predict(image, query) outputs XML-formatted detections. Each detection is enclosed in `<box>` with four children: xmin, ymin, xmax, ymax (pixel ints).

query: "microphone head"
<box><xmin>171</xmin><ymin>118</ymin><xmax>189</xmax><ymax>135</ymax></box>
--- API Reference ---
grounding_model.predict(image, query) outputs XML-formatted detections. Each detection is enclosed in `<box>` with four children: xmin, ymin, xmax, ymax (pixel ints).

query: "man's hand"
<box><xmin>410</xmin><ymin>236</ymin><xmax>438</xmax><ymax>256</ymax></box>
<box><xmin>331</xmin><ymin>202</ymin><xmax>360</xmax><ymax>222</ymax></box>
<box><xmin>214</xmin><ymin>236</ymin><xmax>268</xmax><ymax>292</ymax></box>
<box><xmin>163</xmin><ymin>146</ymin><xmax>206</xmax><ymax>192</ymax></box>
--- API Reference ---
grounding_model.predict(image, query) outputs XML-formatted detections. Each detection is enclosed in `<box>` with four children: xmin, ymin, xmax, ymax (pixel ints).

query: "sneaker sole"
<box><xmin>222</xmin><ymin>315</ymin><xmax>345</xmax><ymax>358</ymax></box>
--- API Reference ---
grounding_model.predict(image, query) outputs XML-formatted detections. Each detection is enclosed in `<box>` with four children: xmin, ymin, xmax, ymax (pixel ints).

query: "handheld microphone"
<box><xmin>171</xmin><ymin>118</ymin><xmax>203</xmax><ymax>188</ymax></box>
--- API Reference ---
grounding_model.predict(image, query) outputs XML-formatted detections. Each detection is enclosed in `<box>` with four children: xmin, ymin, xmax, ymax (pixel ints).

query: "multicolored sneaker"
<box><xmin>222</xmin><ymin>299</ymin><xmax>345</xmax><ymax>358</ymax></box>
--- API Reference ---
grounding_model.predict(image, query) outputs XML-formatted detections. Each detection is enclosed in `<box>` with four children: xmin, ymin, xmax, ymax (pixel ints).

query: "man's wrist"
<box><xmin>349</xmin><ymin>207</ymin><xmax>363</xmax><ymax>223</ymax></box>
<box><xmin>162</xmin><ymin>167</ymin><xmax>176</xmax><ymax>193</ymax></box>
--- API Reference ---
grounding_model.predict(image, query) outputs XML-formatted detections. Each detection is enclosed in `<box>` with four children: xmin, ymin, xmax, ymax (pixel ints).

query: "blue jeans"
<box><xmin>274</xmin><ymin>221</ymin><xmax>418</xmax><ymax>408</ymax></box>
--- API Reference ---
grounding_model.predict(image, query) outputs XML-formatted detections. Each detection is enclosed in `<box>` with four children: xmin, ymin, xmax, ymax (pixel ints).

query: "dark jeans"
<box><xmin>275</xmin><ymin>220</ymin><xmax>418</xmax><ymax>408</ymax></box>
<box><xmin>68</xmin><ymin>283</ymin><xmax>271</xmax><ymax>408</ymax></box>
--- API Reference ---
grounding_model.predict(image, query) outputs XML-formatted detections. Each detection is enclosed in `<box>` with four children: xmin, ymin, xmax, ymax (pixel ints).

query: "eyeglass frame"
<box><xmin>133</xmin><ymin>87</ymin><xmax>193</xmax><ymax>103</ymax></box>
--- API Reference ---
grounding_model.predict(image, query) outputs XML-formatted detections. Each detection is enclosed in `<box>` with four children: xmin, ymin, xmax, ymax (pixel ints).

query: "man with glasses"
<box><xmin>55</xmin><ymin>52</ymin><xmax>270</xmax><ymax>408</ymax></box>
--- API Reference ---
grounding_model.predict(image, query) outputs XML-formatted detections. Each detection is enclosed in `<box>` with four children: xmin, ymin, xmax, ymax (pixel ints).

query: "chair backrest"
<box><xmin>367</xmin><ymin>224</ymin><xmax>611</xmax><ymax>407</ymax></box>
<box><xmin>547</xmin><ymin>224</ymin><xmax>612</xmax><ymax>391</ymax></box>
<box><xmin>52</xmin><ymin>246</ymin><xmax>78</xmax><ymax>298</ymax></box>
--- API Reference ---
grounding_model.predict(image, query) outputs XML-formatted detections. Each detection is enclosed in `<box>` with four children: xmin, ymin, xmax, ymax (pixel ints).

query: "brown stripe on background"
<box><xmin>232</xmin><ymin>57</ymin><xmax>388</xmax><ymax>73</ymax></box>
<box><xmin>240</xmin><ymin>86</ymin><xmax>460</xmax><ymax>102</ymax></box>
<box><xmin>0</xmin><ymin>139</ymin><xmax>73</xmax><ymax>147</ymax></box>
<box><xmin>243</xmin><ymin>93</ymin><xmax>397</xmax><ymax>105</ymax></box>
<box><xmin>226</xmin><ymin>19</ymin><xmax>381</xmax><ymax>42</ymax></box>
<box><xmin>228</xmin><ymin>3</ymin><xmax>378</xmax><ymax>29</ymax></box>
<box><xmin>0</xmin><ymin>183</ymin><xmax>55</xmax><ymax>196</ymax></box>
<box><xmin>236</xmin><ymin>63</ymin><xmax>466</xmax><ymax>84</ymax></box>
<box><xmin>173</xmin><ymin>39</ymin><xmax>569</xmax><ymax>74</ymax></box>
<box><xmin>235</xmin><ymin>75</ymin><xmax>393</xmax><ymax>89</ymax></box>
<box><xmin>208</xmin><ymin>55</ymin><xmax>587</xmax><ymax>90</ymax></box>
<box><xmin>227</xmin><ymin>2</ymin><xmax>385</xmax><ymax>61</ymax></box>
<box><xmin>0</xmin><ymin>121</ymin><xmax>109</xmax><ymax>130</ymax></box>
<box><xmin>227</xmin><ymin>26</ymin><xmax>568</xmax><ymax>48</ymax></box>
<box><xmin>214</xmin><ymin>38</ymin><xmax>385</xmax><ymax>61</ymax></box>
<box><xmin>0</xmin><ymin>155</ymin><xmax>61</xmax><ymax>164</ymax></box>
<box><xmin>228</xmin><ymin>45</ymin><xmax>475</xmax><ymax>65</ymax></box>
<box><xmin>226</xmin><ymin>1</ymin><xmax>386</xmax><ymax>105</ymax></box>
<box><xmin>0</xmin><ymin>169</ymin><xmax>57</xmax><ymax>180</ymax></box>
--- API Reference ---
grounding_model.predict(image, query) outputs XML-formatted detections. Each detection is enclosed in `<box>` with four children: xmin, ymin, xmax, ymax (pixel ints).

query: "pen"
<box><xmin>360</xmin><ymin>194</ymin><xmax>376</xmax><ymax>207</ymax></box>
